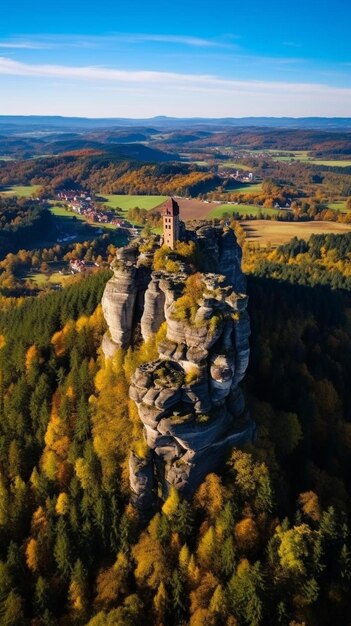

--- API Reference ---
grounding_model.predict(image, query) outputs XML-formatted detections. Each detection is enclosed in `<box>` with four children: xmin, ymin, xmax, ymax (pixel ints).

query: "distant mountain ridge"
<box><xmin>1</xmin><ymin>115</ymin><xmax>351</xmax><ymax>132</ymax></box>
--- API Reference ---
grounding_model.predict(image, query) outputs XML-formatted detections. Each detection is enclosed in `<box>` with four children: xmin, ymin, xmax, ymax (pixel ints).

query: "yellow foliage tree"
<box><xmin>298</xmin><ymin>491</ymin><xmax>321</xmax><ymax>522</ymax></box>
<box><xmin>132</xmin><ymin>532</ymin><xmax>169</xmax><ymax>590</ymax></box>
<box><xmin>234</xmin><ymin>517</ymin><xmax>260</xmax><ymax>552</ymax></box>
<box><xmin>162</xmin><ymin>487</ymin><xmax>180</xmax><ymax>518</ymax></box>
<box><xmin>25</xmin><ymin>345</ymin><xmax>39</xmax><ymax>372</ymax></box>
<box><xmin>51</xmin><ymin>320</ymin><xmax>75</xmax><ymax>357</ymax></box>
<box><xmin>190</xmin><ymin>608</ymin><xmax>217</xmax><ymax>626</ymax></box>
<box><xmin>56</xmin><ymin>492</ymin><xmax>70</xmax><ymax>516</ymax></box>
<box><xmin>276</xmin><ymin>523</ymin><xmax>315</xmax><ymax>576</ymax></box>
<box><xmin>197</xmin><ymin>526</ymin><xmax>216</xmax><ymax>569</ymax></box>
<box><xmin>31</xmin><ymin>506</ymin><xmax>47</xmax><ymax>533</ymax></box>
<box><xmin>189</xmin><ymin>572</ymin><xmax>218</xmax><ymax>614</ymax></box>
<box><xmin>179</xmin><ymin>544</ymin><xmax>190</xmax><ymax>571</ymax></box>
<box><xmin>42</xmin><ymin>398</ymin><xmax>70</xmax><ymax>481</ymax></box>
<box><xmin>209</xmin><ymin>584</ymin><xmax>226</xmax><ymax>615</ymax></box>
<box><xmin>153</xmin><ymin>581</ymin><xmax>168</xmax><ymax>624</ymax></box>
<box><xmin>194</xmin><ymin>473</ymin><xmax>225</xmax><ymax>520</ymax></box>
<box><xmin>187</xmin><ymin>554</ymin><xmax>201</xmax><ymax>587</ymax></box>
<box><xmin>75</xmin><ymin>458</ymin><xmax>94</xmax><ymax>490</ymax></box>
<box><xmin>26</xmin><ymin>537</ymin><xmax>39</xmax><ymax>572</ymax></box>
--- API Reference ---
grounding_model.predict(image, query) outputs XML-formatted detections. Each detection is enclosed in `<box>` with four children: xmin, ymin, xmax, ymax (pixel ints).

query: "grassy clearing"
<box><xmin>221</xmin><ymin>161</ymin><xmax>252</xmax><ymax>171</ymax></box>
<box><xmin>224</xmin><ymin>182</ymin><xmax>263</xmax><ymax>195</ymax></box>
<box><xmin>21</xmin><ymin>260</ymin><xmax>71</xmax><ymax>286</ymax></box>
<box><xmin>263</xmin><ymin>150</ymin><xmax>308</xmax><ymax>155</ymax></box>
<box><xmin>270</xmin><ymin>155</ymin><xmax>302</xmax><ymax>162</ymax></box>
<box><xmin>191</xmin><ymin>160</ymin><xmax>209</xmax><ymax>166</ymax></box>
<box><xmin>99</xmin><ymin>194</ymin><xmax>168</xmax><ymax>211</ymax></box>
<box><xmin>26</xmin><ymin>272</ymin><xmax>71</xmax><ymax>286</ymax></box>
<box><xmin>207</xmin><ymin>204</ymin><xmax>280</xmax><ymax>218</ymax></box>
<box><xmin>242</xmin><ymin>220</ymin><xmax>351</xmax><ymax>246</ymax></box>
<box><xmin>0</xmin><ymin>184</ymin><xmax>41</xmax><ymax>197</ymax></box>
<box><xmin>308</xmin><ymin>160</ymin><xmax>351</xmax><ymax>168</ymax></box>
<box><xmin>327</xmin><ymin>201</ymin><xmax>347</xmax><ymax>211</ymax></box>
<box><xmin>265</xmin><ymin>151</ymin><xmax>351</xmax><ymax>168</ymax></box>
<box><xmin>50</xmin><ymin>205</ymin><xmax>86</xmax><ymax>220</ymax></box>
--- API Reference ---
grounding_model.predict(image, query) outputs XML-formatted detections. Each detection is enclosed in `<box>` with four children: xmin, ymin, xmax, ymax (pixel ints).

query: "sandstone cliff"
<box><xmin>101</xmin><ymin>224</ymin><xmax>255</xmax><ymax>510</ymax></box>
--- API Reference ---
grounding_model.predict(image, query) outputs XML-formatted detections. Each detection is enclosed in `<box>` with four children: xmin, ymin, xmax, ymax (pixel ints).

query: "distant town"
<box><xmin>57</xmin><ymin>190</ymin><xmax>141</xmax><ymax>234</ymax></box>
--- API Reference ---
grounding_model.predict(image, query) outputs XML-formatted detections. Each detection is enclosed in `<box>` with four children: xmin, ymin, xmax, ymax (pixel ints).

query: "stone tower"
<box><xmin>162</xmin><ymin>198</ymin><xmax>180</xmax><ymax>249</ymax></box>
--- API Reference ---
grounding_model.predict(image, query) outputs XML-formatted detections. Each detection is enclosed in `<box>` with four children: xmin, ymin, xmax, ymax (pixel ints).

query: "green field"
<box><xmin>192</xmin><ymin>160</ymin><xmax>210</xmax><ymax>166</ymax></box>
<box><xmin>207</xmin><ymin>203</ymin><xmax>280</xmax><ymax>219</ymax></box>
<box><xmin>327</xmin><ymin>201</ymin><xmax>348</xmax><ymax>211</ymax></box>
<box><xmin>221</xmin><ymin>161</ymin><xmax>252</xmax><ymax>171</ymax></box>
<box><xmin>264</xmin><ymin>151</ymin><xmax>351</xmax><ymax>168</ymax></box>
<box><xmin>50</xmin><ymin>205</ymin><xmax>86</xmax><ymax>220</ymax></box>
<box><xmin>25</xmin><ymin>271</ymin><xmax>71</xmax><ymax>286</ymax></box>
<box><xmin>99</xmin><ymin>194</ymin><xmax>168</xmax><ymax>211</ymax></box>
<box><xmin>225</xmin><ymin>182</ymin><xmax>263</xmax><ymax>195</ymax></box>
<box><xmin>308</xmin><ymin>160</ymin><xmax>351</xmax><ymax>168</ymax></box>
<box><xmin>0</xmin><ymin>184</ymin><xmax>41</xmax><ymax>197</ymax></box>
<box><xmin>243</xmin><ymin>219</ymin><xmax>351</xmax><ymax>246</ymax></box>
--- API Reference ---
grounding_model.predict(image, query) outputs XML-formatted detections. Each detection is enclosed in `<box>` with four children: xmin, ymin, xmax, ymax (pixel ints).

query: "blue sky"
<box><xmin>0</xmin><ymin>0</ymin><xmax>350</xmax><ymax>117</ymax></box>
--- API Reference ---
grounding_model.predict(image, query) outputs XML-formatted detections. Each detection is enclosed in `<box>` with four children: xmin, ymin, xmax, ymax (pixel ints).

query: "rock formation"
<box><xmin>101</xmin><ymin>223</ymin><xmax>255</xmax><ymax>510</ymax></box>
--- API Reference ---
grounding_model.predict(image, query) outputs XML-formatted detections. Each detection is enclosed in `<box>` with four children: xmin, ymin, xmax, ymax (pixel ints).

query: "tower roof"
<box><xmin>162</xmin><ymin>197</ymin><xmax>180</xmax><ymax>216</ymax></box>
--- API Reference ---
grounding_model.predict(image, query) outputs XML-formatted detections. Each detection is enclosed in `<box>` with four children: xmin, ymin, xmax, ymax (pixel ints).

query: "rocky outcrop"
<box><xmin>140</xmin><ymin>273</ymin><xmax>166</xmax><ymax>341</ymax></box>
<box><xmin>101</xmin><ymin>243</ymin><xmax>156</xmax><ymax>353</ymax></box>
<box><xmin>101</xmin><ymin>262</ymin><xmax>137</xmax><ymax>350</ymax></box>
<box><xmin>101</xmin><ymin>223</ymin><xmax>255</xmax><ymax>511</ymax></box>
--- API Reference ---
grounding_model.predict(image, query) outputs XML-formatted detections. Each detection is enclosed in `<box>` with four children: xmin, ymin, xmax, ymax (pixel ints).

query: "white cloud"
<box><xmin>1</xmin><ymin>56</ymin><xmax>351</xmax><ymax>116</ymax></box>
<box><xmin>122</xmin><ymin>33</ymin><xmax>231</xmax><ymax>47</ymax></box>
<box><xmin>0</xmin><ymin>41</ymin><xmax>46</xmax><ymax>49</ymax></box>
<box><xmin>0</xmin><ymin>33</ymin><xmax>234</xmax><ymax>50</ymax></box>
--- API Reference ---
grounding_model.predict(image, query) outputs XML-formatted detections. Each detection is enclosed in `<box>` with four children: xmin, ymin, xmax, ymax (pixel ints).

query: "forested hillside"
<box><xmin>0</xmin><ymin>232</ymin><xmax>351</xmax><ymax>625</ymax></box>
<box><xmin>244</xmin><ymin>232</ymin><xmax>351</xmax><ymax>289</ymax></box>
<box><xmin>0</xmin><ymin>197</ymin><xmax>56</xmax><ymax>256</ymax></box>
<box><xmin>0</xmin><ymin>157</ymin><xmax>220</xmax><ymax>197</ymax></box>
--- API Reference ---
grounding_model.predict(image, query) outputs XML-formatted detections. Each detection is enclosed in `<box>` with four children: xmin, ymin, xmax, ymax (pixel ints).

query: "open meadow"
<box><xmin>99</xmin><ymin>194</ymin><xmax>168</xmax><ymax>211</ymax></box>
<box><xmin>308</xmin><ymin>159</ymin><xmax>351</xmax><ymax>167</ymax></box>
<box><xmin>242</xmin><ymin>219</ymin><xmax>351</xmax><ymax>246</ymax></box>
<box><xmin>224</xmin><ymin>182</ymin><xmax>262</xmax><ymax>194</ymax></box>
<box><xmin>207</xmin><ymin>203</ymin><xmax>279</xmax><ymax>219</ymax></box>
<box><xmin>0</xmin><ymin>184</ymin><xmax>41</xmax><ymax>197</ymax></box>
<box><xmin>262</xmin><ymin>150</ymin><xmax>351</xmax><ymax>168</ymax></box>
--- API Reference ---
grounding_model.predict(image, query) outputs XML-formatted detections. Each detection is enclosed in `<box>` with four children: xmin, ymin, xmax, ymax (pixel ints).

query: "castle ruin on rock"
<box><xmin>101</xmin><ymin>199</ymin><xmax>256</xmax><ymax>511</ymax></box>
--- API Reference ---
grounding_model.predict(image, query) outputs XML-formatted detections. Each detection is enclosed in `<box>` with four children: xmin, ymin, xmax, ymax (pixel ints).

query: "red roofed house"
<box><xmin>162</xmin><ymin>198</ymin><xmax>180</xmax><ymax>249</ymax></box>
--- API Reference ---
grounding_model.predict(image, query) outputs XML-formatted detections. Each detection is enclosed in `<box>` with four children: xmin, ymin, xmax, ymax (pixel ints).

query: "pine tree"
<box><xmin>171</xmin><ymin>569</ymin><xmax>187</xmax><ymax>618</ymax></box>
<box><xmin>34</xmin><ymin>576</ymin><xmax>50</xmax><ymax>615</ymax></box>
<box><xmin>1</xmin><ymin>591</ymin><xmax>24</xmax><ymax>626</ymax></box>
<box><xmin>153</xmin><ymin>581</ymin><xmax>168</xmax><ymax>624</ymax></box>
<box><xmin>54</xmin><ymin>518</ymin><xmax>72</xmax><ymax>579</ymax></box>
<box><xmin>69</xmin><ymin>559</ymin><xmax>89</xmax><ymax>616</ymax></box>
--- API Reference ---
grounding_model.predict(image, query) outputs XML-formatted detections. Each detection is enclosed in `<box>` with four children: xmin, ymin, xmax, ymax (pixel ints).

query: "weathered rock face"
<box><xmin>101</xmin><ymin>263</ymin><xmax>137</xmax><ymax>349</ymax></box>
<box><xmin>101</xmin><ymin>244</ymin><xmax>155</xmax><ymax>353</ymax></box>
<box><xmin>101</xmin><ymin>225</ymin><xmax>255</xmax><ymax>511</ymax></box>
<box><xmin>140</xmin><ymin>273</ymin><xmax>166</xmax><ymax>342</ymax></box>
